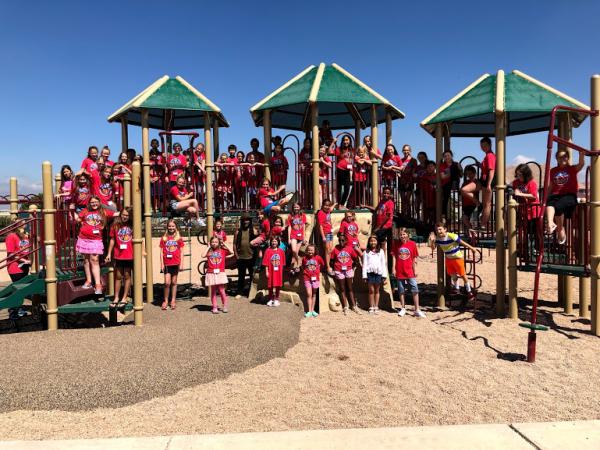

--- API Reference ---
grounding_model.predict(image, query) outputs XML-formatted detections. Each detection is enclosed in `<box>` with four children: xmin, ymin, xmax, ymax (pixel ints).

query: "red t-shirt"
<box><xmin>5</xmin><ymin>233</ymin><xmax>29</xmax><ymax>275</ymax></box>
<box><xmin>513</xmin><ymin>179</ymin><xmax>541</xmax><ymax>219</ymax></box>
<box><xmin>335</xmin><ymin>146</ymin><xmax>354</xmax><ymax>171</ymax></box>
<box><xmin>258</xmin><ymin>187</ymin><xmax>276</xmax><ymax>209</ymax></box>
<box><xmin>481</xmin><ymin>152</ymin><xmax>496</xmax><ymax>182</ymax></box>
<box><xmin>319</xmin><ymin>155</ymin><xmax>332</xmax><ymax>179</ymax></box>
<box><xmin>206</xmin><ymin>247</ymin><xmax>229</xmax><ymax>274</ymax></box>
<box><xmin>271</xmin><ymin>153</ymin><xmax>289</xmax><ymax>175</ymax></box>
<box><xmin>73</xmin><ymin>185</ymin><xmax>92</xmax><ymax>208</ymax></box>
<box><xmin>167</xmin><ymin>153</ymin><xmax>187</xmax><ymax>182</ymax></box>
<box><xmin>399</xmin><ymin>156</ymin><xmax>416</xmax><ymax>184</ymax></box>
<box><xmin>550</xmin><ymin>165</ymin><xmax>579</xmax><ymax>196</ymax></box>
<box><xmin>244</xmin><ymin>164</ymin><xmax>259</xmax><ymax>188</ymax></box>
<box><xmin>439</xmin><ymin>162</ymin><xmax>452</xmax><ymax>186</ymax></box>
<box><xmin>259</xmin><ymin>218</ymin><xmax>271</xmax><ymax>238</ymax></box>
<box><xmin>270</xmin><ymin>225</ymin><xmax>284</xmax><ymax>238</ymax></box>
<box><xmin>461</xmin><ymin>180</ymin><xmax>478</xmax><ymax>207</ymax></box>
<box><xmin>287</xmin><ymin>213</ymin><xmax>306</xmax><ymax>241</ymax></box>
<box><xmin>354</xmin><ymin>156</ymin><xmax>369</xmax><ymax>182</ymax></box>
<box><xmin>150</xmin><ymin>154</ymin><xmax>165</xmax><ymax>179</ymax></box>
<box><xmin>159</xmin><ymin>236</ymin><xmax>184</xmax><ymax>266</ymax></box>
<box><xmin>262</xmin><ymin>247</ymin><xmax>285</xmax><ymax>287</ymax></box>
<box><xmin>81</xmin><ymin>157</ymin><xmax>99</xmax><ymax>174</ymax></box>
<box><xmin>421</xmin><ymin>174</ymin><xmax>436</xmax><ymax>207</ymax></box>
<box><xmin>302</xmin><ymin>255</ymin><xmax>324</xmax><ymax>282</ymax></box>
<box><xmin>339</xmin><ymin>220</ymin><xmax>360</xmax><ymax>247</ymax></box>
<box><xmin>110</xmin><ymin>225</ymin><xmax>133</xmax><ymax>260</ymax></box>
<box><xmin>91</xmin><ymin>172</ymin><xmax>114</xmax><ymax>205</ymax></box>
<box><xmin>78</xmin><ymin>208</ymin><xmax>106</xmax><ymax>240</ymax></box>
<box><xmin>316</xmin><ymin>209</ymin><xmax>332</xmax><ymax>235</ymax></box>
<box><xmin>392</xmin><ymin>239</ymin><xmax>418</xmax><ymax>279</ymax></box>
<box><xmin>213</xmin><ymin>229</ymin><xmax>227</xmax><ymax>242</ymax></box>
<box><xmin>330</xmin><ymin>245</ymin><xmax>358</xmax><ymax>272</ymax></box>
<box><xmin>376</xmin><ymin>199</ymin><xmax>394</xmax><ymax>229</ymax></box>
<box><xmin>299</xmin><ymin>148</ymin><xmax>312</xmax><ymax>172</ymax></box>
<box><xmin>382</xmin><ymin>154</ymin><xmax>402</xmax><ymax>179</ymax></box>
<box><xmin>103</xmin><ymin>159</ymin><xmax>115</xmax><ymax>168</ymax></box>
<box><xmin>169</xmin><ymin>185</ymin><xmax>188</xmax><ymax>201</ymax></box>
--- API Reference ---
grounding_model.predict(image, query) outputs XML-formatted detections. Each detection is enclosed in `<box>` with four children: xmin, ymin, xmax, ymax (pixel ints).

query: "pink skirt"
<box><xmin>205</xmin><ymin>272</ymin><xmax>228</xmax><ymax>287</ymax></box>
<box><xmin>76</xmin><ymin>237</ymin><xmax>104</xmax><ymax>255</ymax></box>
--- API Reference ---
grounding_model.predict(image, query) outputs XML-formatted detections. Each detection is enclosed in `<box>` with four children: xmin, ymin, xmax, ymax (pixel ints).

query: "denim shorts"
<box><xmin>397</xmin><ymin>278</ymin><xmax>419</xmax><ymax>294</ymax></box>
<box><xmin>325</xmin><ymin>233</ymin><xmax>333</xmax><ymax>242</ymax></box>
<box><xmin>366</xmin><ymin>272</ymin><xmax>383</xmax><ymax>284</ymax></box>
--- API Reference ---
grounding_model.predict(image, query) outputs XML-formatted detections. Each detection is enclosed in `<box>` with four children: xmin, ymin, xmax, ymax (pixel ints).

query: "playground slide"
<box><xmin>250</xmin><ymin>211</ymin><xmax>394</xmax><ymax>312</ymax></box>
<box><xmin>0</xmin><ymin>274</ymin><xmax>45</xmax><ymax>310</ymax></box>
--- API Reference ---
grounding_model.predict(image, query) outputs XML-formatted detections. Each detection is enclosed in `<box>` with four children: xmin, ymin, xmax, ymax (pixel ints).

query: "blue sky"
<box><xmin>1</xmin><ymin>0</ymin><xmax>599</xmax><ymax>193</ymax></box>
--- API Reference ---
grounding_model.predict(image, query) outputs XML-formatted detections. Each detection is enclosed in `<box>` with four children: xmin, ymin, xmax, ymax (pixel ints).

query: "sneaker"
<box><xmin>351</xmin><ymin>306</ymin><xmax>362</xmax><ymax>315</ymax></box>
<box><xmin>343</xmin><ymin>306</ymin><xmax>350</xmax><ymax>315</ymax></box>
<box><xmin>304</xmin><ymin>312</ymin><xmax>312</xmax><ymax>318</ymax></box>
<box><xmin>273</xmin><ymin>300</ymin><xmax>281</xmax><ymax>307</ymax></box>
<box><xmin>221</xmin><ymin>307</ymin><xmax>229</xmax><ymax>313</ymax></box>
<box><xmin>311</xmin><ymin>311</ymin><xmax>319</xmax><ymax>317</ymax></box>
<box><xmin>267</xmin><ymin>300</ymin><xmax>274</xmax><ymax>307</ymax></box>
<box><xmin>415</xmin><ymin>310</ymin><xmax>426</xmax><ymax>318</ymax></box>
<box><xmin>368</xmin><ymin>307</ymin><xmax>375</xmax><ymax>314</ymax></box>
<box><xmin>373</xmin><ymin>307</ymin><xmax>380</xmax><ymax>315</ymax></box>
<box><xmin>467</xmin><ymin>291</ymin><xmax>476</xmax><ymax>301</ymax></box>
<box><xmin>94</xmin><ymin>288</ymin><xmax>103</xmax><ymax>295</ymax></box>
<box><xmin>211</xmin><ymin>308</ymin><xmax>219</xmax><ymax>314</ymax></box>
<box><xmin>197</xmin><ymin>217</ymin><xmax>207</xmax><ymax>227</ymax></box>
<box><xmin>398</xmin><ymin>308</ymin><xmax>407</xmax><ymax>317</ymax></box>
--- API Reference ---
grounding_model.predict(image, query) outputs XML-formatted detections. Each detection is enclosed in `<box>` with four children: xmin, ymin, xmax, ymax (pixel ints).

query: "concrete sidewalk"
<box><xmin>0</xmin><ymin>420</ymin><xmax>599</xmax><ymax>449</ymax></box>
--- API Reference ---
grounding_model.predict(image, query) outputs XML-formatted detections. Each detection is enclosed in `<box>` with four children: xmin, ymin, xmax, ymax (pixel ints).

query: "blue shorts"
<box><xmin>397</xmin><ymin>278</ymin><xmax>419</xmax><ymax>294</ymax></box>
<box><xmin>263</xmin><ymin>201</ymin><xmax>276</xmax><ymax>214</ymax></box>
<box><xmin>367</xmin><ymin>272</ymin><xmax>383</xmax><ymax>284</ymax></box>
<box><xmin>325</xmin><ymin>233</ymin><xmax>333</xmax><ymax>242</ymax></box>
<box><xmin>169</xmin><ymin>200</ymin><xmax>179</xmax><ymax>211</ymax></box>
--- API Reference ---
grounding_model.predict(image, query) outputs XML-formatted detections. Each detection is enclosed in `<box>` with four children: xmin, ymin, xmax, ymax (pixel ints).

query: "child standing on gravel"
<box><xmin>362</xmin><ymin>235</ymin><xmax>388</xmax><ymax>315</ymax></box>
<box><xmin>159</xmin><ymin>219</ymin><xmax>185</xmax><ymax>310</ymax></box>
<box><xmin>262</xmin><ymin>237</ymin><xmax>286</xmax><ymax>307</ymax></box>
<box><xmin>330</xmin><ymin>232</ymin><xmax>363</xmax><ymax>315</ymax></box>
<box><xmin>302</xmin><ymin>244</ymin><xmax>324</xmax><ymax>318</ymax></box>
<box><xmin>204</xmin><ymin>236</ymin><xmax>233</xmax><ymax>314</ymax></box>
<box><xmin>392</xmin><ymin>228</ymin><xmax>425</xmax><ymax>317</ymax></box>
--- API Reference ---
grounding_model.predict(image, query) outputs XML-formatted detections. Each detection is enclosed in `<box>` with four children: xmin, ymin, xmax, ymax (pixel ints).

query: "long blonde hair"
<box><xmin>162</xmin><ymin>219</ymin><xmax>181</xmax><ymax>241</ymax></box>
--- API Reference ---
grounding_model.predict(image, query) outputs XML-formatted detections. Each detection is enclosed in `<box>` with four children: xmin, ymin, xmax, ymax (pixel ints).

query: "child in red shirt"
<box><xmin>81</xmin><ymin>146</ymin><xmax>100</xmax><ymax>176</ymax></box>
<box><xmin>213</xmin><ymin>219</ymin><xmax>227</xmax><ymax>242</ymax></box>
<box><xmin>166</xmin><ymin>143</ymin><xmax>188</xmax><ymax>187</ymax></box>
<box><xmin>381</xmin><ymin>144</ymin><xmax>402</xmax><ymax>187</ymax></box>
<box><xmin>271</xmin><ymin>143</ymin><xmax>289</xmax><ymax>191</ymax></box>
<box><xmin>91</xmin><ymin>165</ymin><xmax>116</xmax><ymax>210</ymax></box>
<box><xmin>76</xmin><ymin>196</ymin><xmax>112</xmax><ymax>295</ymax></box>
<box><xmin>105</xmin><ymin>207</ymin><xmax>133</xmax><ymax>307</ymax></box>
<box><xmin>287</xmin><ymin>203</ymin><xmax>307</xmax><ymax>273</ymax></box>
<box><xmin>421</xmin><ymin>161</ymin><xmax>437</xmax><ymax>225</ymax></box>
<box><xmin>159</xmin><ymin>220</ymin><xmax>185</xmax><ymax>310</ymax></box>
<box><xmin>319</xmin><ymin>145</ymin><xmax>333</xmax><ymax>204</ymax></box>
<box><xmin>316</xmin><ymin>198</ymin><xmax>335</xmax><ymax>275</ymax></box>
<box><xmin>263</xmin><ymin>237</ymin><xmax>286</xmax><ymax>306</ymax></box>
<box><xmin>169</xmin><ymin>175</ymin><xmax>202</xmax><ymax>224</ymax></box>
<box><xmin>330</xmin><ymin>232</ymin><xmax>362</xmax><ymax>315</ymax></box>
<box><xmin>5</xmin><ymin>226</ymin><xmax>31</xmax><ymax>281</ymax></box>
<box><xmin>354</xmin><ymin>146</ymin><xmax>372</xmax><ymax>206</ymax></box>
<box><xmin>250</xmin><ymin>210</ymin><xmax>271</xmax><ymax>251</ymax></box>
<box><xmin>244</xmin><ymin>153</ymin><xmax>265</xmax><ymax>209</ymax></box>
<box><xmin>71</xmin><ymin>172</ymin><xmax>93</xmax><ymax>215</ymax></box>
<box><xmin>460</xmin><ymin>165</ymin><xmax>479</xmax><ymax>236</ymax></box>
<box><xmin>204</xmin><ymin>236</ymin><xmax>234</xmax><ymax>314</ymax></box>
<box><xmin>257</xmin><ymin>179</ymin><xmax>293</xmax><ymax>215</ymax></box>
<box><xmin>392</xmin><ymin>228</ymin><xmax>424</xmax><ymax>318</ymax></box>
<box><xmin>302</xmin><ymin>243</ymin><xmax>324</xmax><ymax>318</ymax></box>
<box><xmin>339</xmin><ymin>210</ymin><xmax>361</xmax><ymax>249</ymax></box>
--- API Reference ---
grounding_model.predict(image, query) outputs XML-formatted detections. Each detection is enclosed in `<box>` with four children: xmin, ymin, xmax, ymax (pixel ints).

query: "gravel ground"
<box><xmin>0</xmin><ymin>246</ymin><xmax>599</xmax><ymax>440</ymax></box>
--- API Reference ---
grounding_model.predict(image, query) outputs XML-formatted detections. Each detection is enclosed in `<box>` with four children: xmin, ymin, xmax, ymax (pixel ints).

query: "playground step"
<box><xmin>518</xmin><ymin>263</ymin><xmax>589</xmax><ymax>277</ymax></box>
<box><xmin>0</xmin><ymin>277</ymin><xmax>45</xmax><ymax>310</ymax></box>
<box><xmin>58</xmin><ymin>299</ymin><xmax>133</xmax><ymax>314</ymax></box>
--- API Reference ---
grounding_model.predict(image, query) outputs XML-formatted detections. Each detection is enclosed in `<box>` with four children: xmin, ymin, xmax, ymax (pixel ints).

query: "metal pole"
<box><xmin>371</xmin><ymin>105</ymin><xmax>379</xmax><ymax>207</ymax></box>
<box><xmin>263</xmin><ymin>109</ymin><xmax>272</xmax><ymax>181</ymax></box>
<box><xmin>120</xmin><ymin>116</ymin><xmax>128</xmax><ymax>153</ymax></box>
<box><xmin>132</xmin><ymin>161</ymin><xmax>143</xmax><ymax>327</ymax></box>
<box><xmin>205</xmin><ymin>113</ymin><xmax>215</xmax><ymax>238</ymax></box>
<box><xmin>558</xmin><ymin>114</ymin><xmax>573</xmax><ymax>313</ymax></box>
<box><xmin>123</xmin><ymin>173</ymin><xmax>131</xmax><ymax>208</ymax></box>
<box><xmin>590</xmin><ymin>75</ymin><xmax>600</xmax><ymax>336</ymax></box>
<box><xmin>495</xmin><ymin>112</ymin><xmax>507</xmax><ymax>316</ymax></box>
<box><xmin>9</xmin><ymin>177</ymin><xmax>18</xmax><ymax>220</ymax></box>
<box><xmin>311</xmin><ymin>103</ymin><xmax>320</xmax><ymax>211</ymax></box>
<box><xmin>435</xmin><ymin>124</ymin><xmax>445</xmax><ymax>308</ymax></box>
<box><xmin>42</xmin><ymin>162</ymin><xmax>58</xmax><ymax>331</ymax></box>
<box><xmin>385</xmin><ymin>111</ymin><xmax>392</xmax><ymax>144</ymax></box>
<box><xmin>507</xmin><ymin>199</ymin><xmax>518</xmax><ymax>319</ymax></box>
<box><xmin>141</xmin><ymin>109</ymin><xmax>153</xmax><ymax>303</ymax></box>
<box><xmin>579</xmin><ymin>204</ymin><xmax>590</xmax><ymax>318</ymax></box>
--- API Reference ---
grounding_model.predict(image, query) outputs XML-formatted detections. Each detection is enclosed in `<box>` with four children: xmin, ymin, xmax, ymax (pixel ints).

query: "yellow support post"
<box><xmin>495</xmin><ymin>111</ymin><xmax>507</xmax><ymax>316</ymax></box>
<box><xmin>54</xmin><ymin>174</ymin><xmax>62</xmax><ymax>201</ymax></box>
<box><xmin>558</xmin><ymin>114</ymin><xmax>574</xmax><ymax>314</ymax></box>
<box><xmin>9</xmin><ymin>177</ymin><xmax>18</xmax><ymax>220</ymax></box>
<box><xmin>42</xmin><ymin>162</ymin><xmax>58</xmax><ymax>331</ymax></box>
<box><xmin>507</xmin><ymin>199</ymin><xmax>518</xmax><ymax>319</ymax></box>
<box><xmin>132</xmin><ymin>161</ymin><xmax>143</xmax><ymax>327</ymax></box>
<box><xmin>123</xmin><ymin>173</ymin><xmax>131</xmax><ymax>208</ymax></box>
<box><xmin>590</xmin><ymin>75</ymin><xmax>600</xmax><ymax>336</ymax></box>
<box><xmin>205</xmin><ymin>113</ymin><xmax>215</xmax><ymax>238</ymax></box>
<box><xmin>311</xmin><ymin>103</ymin><xmax>320</xmax><ymax>211</ymax></box>
<box><xmin>371</xmin><ymin>105</ymin><xmax>379</xmax><ymax>207</ymax></box>
<box><xmin>263</xmin><ymin>109</ymin><xmax>272</xmax><ymax>181</ymax></box>
<box><xmin>141</xmin><ymin>109</ymin><xmax>153</xmax><ymax>303</ymax></box>
<box><xmin>435</xmin><ymin>124</ymin><xmax>445</xmax><ymax>308</ymax></box>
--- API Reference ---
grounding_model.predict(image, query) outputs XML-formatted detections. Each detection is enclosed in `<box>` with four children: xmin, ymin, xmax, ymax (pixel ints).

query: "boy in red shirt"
<box><xmin>392</xmin><ymin>228</ymin><xmax>424</xmax><ymax>318</ymax></box>
<box><xmin>302</xmin><ymin>244</ymin><xmax>324</xmax><ymax>318</ymax></box>
<box><xmin>262</xmin><ymin>237</ymin><xmax>286</xmax><ymax>307</ymax></box>
<box><xmin>330</xmin><ymin>232</ymin><xmax>363</xmax><ymax>315</ymax></box>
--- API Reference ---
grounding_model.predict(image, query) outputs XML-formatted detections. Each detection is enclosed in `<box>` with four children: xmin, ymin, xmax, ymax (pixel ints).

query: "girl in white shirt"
<box><xmin>362</xmin><ymin>235</ymin><xmax>388</xmax><ymax>314</ymax></box>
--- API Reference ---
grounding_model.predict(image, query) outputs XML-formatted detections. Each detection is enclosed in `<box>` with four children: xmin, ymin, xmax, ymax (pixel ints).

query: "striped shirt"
<box><xmin>435</xmin><ymin>232</ymin><xmax>463</xmax><ymax>259</ymax></box>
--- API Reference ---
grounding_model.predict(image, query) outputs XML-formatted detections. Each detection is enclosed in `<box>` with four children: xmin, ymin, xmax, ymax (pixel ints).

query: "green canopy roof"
<box><xmin>108</xmin><ymin>75</ymin><xmax>229</xmax><ymax>130</ymax></box>
<box><xmin>250</xmin><ymin>63</ymin><xmax>405</xmax><ymax>131</ymax></box>
<box><xmin>421</xmin><ymin>70</ymin><xmax>589</xmax><ymax>137</ymax></box>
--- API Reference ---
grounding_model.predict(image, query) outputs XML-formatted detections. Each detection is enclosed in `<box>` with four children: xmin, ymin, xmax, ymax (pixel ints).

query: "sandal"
<box><xmin>170</xmin><ymin>301</ymin><xmax>176</xmax><ymax>310</ymax></box>
<box><xmin>161</xmin><ymin>301</ymin><xmax>168</xmax><ymax>310</ymax></box>
<box><xmin>109</xmin><ymin>299</ymin><xmax>119</xmax><ymax>308</ymax></box>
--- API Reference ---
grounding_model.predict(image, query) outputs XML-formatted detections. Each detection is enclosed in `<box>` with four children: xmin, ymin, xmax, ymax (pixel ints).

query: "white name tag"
<box><xmin>93</xmin><ymin>229</ymin><xmax>100</xmax><ymax>235</ymax></box>
<box><xmin>214</xmin><ymin>268</ymin><xmax>220</xmax><ymax>274</ymax></box>
<box><xmin>274</xmin><ymin>266</ymin><xmax>279</xmax><ymax>271</ymax></box>
<box><xmin>341</xmin><ymin>266</ymin><xmax>347</xmax><ymax>271</ymax></box>
<box><xmin>119</xmin><ymin>244</ymin><xmax>127</xmax><ymax>250</ymax></box>
<box><xmin>361</xmin><ymin>169</ymin><xmax>366</xmax><ymax>173</ymax></box>
<box><xmin>166</xmin><ymin>254</ymin><xmax>173</xmax><ymax>259</ymax></box>
<box><xmin>311</xmin><ymin>276</ymin><xmax>317</xmax><ymax>281</ymax></box>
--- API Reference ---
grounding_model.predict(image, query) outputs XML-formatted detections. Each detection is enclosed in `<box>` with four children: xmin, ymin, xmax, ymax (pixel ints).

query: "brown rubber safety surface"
<box><xmin>0</xmin><ymin>296</ymin><xmax>301</xmax><ymax>413</ymax></box>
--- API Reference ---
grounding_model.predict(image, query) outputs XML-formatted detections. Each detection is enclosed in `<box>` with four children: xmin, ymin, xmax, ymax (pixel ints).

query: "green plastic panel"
<box><xmin>141</xmin><ymin>79</ymin><xmax>214</xmax><ymax>111</ymax></box>
<box><xmin>257</xmin><ymin>67</ymin><xmax>317</xmax><ymax>111</ymax></box>
<box><xmin>427</xmin><ymin>76</ymin><xmax>496</xmax><ymax>124</ymax></box>
<box><xmin>316</xmin><ymin>66</ymin><xmax>382</xmax><ymax>104</ymax></box>
<box><xmin>504</xmin><ymin>73</ymin><xmax>580</xmax><ymax>112</ymax></box>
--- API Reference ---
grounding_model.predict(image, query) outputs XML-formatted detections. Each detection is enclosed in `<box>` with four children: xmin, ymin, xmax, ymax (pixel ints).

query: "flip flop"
<box><xmin>170</xmin><ymin>302</ymin><xmax>176</xmax><ymax>310</ymax></box>
<box><xmin>161</xmin><ymin>301</ymin><xmax>168</xmax><ymax>310</ymax></box>
<box><xmin>109</xmin><ymin>300</ymin><xmax>119</xmax><ymax>308</ymax></box>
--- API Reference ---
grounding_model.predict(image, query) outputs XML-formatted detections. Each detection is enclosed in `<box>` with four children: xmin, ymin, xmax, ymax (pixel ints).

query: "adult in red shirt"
<box><xmin>546</xmin><ymin>149</ymin><xmax>584</xmax><ymax>244</ymax></box>
<box><xmin>81</xmin><ymin>146</ymin><xmax>100</xmax><ymax>176</ymax></box>
<box><xmin>330</xmin><ymin>233</ymin><xmax>363</xmax><ymax>315</ymax></box>
<box><xmin>105</xmin><ymin>208</ymin><xmax>133</xmax><ymax>307</ymax></box>
<box><xmin>262</xmin><ymin>237</ymin><xmax>286</xmax><ymax>307</ymax></box>
<box><xmin>479</xmin><ymin>137</ymin><xmax>496</xmax><ymax>228</ymax></box>
<box><xmin>166</xmin><ymin>143</ymin><xmax>188</xmax><ymax>186</ymax></box>
<box><xmin>160</xmin><ymin>220</ymin><xmax>185</xmax><ymax>310</ymax></box>
<box><xmin>302</xmin><ymin>243</ymin><xmax>324</xmax><ymax>318</ymax></box>
<box><xmin>330</xmin><ymin>135</ymin><xmax>354</xmax><ymax>207</ymax></box>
